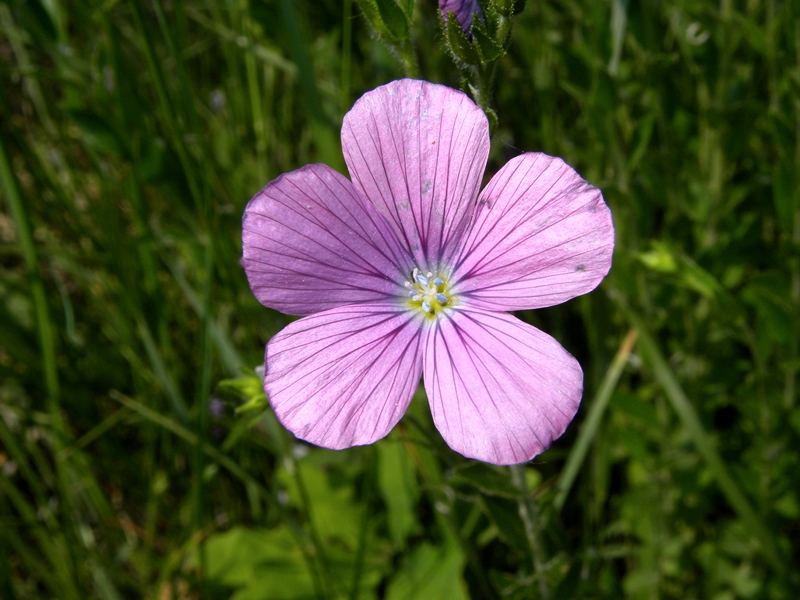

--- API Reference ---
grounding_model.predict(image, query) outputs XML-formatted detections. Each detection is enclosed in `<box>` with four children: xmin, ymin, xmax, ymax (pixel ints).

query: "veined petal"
<box><xmin>451</xmin><ymin>153</ymin><xmax>614</xmax><ymax>311</ymax></box>
<box><xmin>423</xmin><ymin>309</ymin><xmax>582</xmax><ymax>465</ymax></box>
<box><xmin>265</xmin><ymin>304</ymin><xmax>424</xmax><ymax>449</ymax></box>
<box><xmin>341</xmin><ymin>79</ymin><xmax>490</xmax><ymax>272</ymax></box>
<box><xmin>242</xmin><ymin>164</ymin><xmax>409</xmax><ymax>316</ymax></box>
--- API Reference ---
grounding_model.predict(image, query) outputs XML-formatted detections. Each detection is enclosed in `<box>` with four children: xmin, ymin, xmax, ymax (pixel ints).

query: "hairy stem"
<box><xmin>510</xmin><ymin>464</ymin><xmax>549</xmax><ymax>600</ymax></box>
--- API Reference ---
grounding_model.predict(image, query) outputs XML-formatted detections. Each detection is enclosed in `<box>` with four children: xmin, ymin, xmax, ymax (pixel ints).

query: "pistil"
<box><xmin>405</xmin><ymin>268</ymin><xmax>452</xmax><ymax>317</ymax></box>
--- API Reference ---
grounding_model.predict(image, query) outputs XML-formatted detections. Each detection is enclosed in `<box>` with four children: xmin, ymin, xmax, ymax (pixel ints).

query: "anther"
<box><xmin>407</xmin><ymin>267</ymin><xmax>451</xmax><ymax>316</ymax></box>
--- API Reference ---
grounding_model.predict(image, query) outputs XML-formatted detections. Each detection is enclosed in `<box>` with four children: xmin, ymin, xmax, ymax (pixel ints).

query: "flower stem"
<box><xmin>471</xmin><ymin>10</ymin><xmax>513</xmax><ymax>132</ymax></box>
<box><xmin>476</xmin><ymin>62</ymin><xmax>497</xmax><ymax>109</ymax></box>
<box><xmin>396</xmin><ymin>38</ymin><xmax>419</xmax><ymax>79</ymax></box>
<box><xmin>510</xmin><ymin>464</ymin><xmax>549</xmax><ymax>600</ymax></box>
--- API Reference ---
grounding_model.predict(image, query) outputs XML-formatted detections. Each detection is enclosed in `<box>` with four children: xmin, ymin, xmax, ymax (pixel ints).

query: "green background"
<box><xmin>1</xmin><ymin>0</ymin><xmax>798</xmax><ymax>597</ymax></box>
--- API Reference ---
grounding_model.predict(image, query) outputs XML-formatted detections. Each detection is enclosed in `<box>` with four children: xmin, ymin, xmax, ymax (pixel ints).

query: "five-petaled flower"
<box><xmin>242</xmin><ymin>79</ymin><xmax>614</xmax><ymax>465</ymax></box>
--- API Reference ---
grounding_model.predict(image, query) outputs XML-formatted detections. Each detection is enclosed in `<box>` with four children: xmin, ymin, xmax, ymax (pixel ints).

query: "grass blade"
<box><xmin>624</xmin><ymin>307</ymin><xmax>785</xmax><ymax>570</ymax></box>
<box><xmin>553</xmin><ymin>329</ymin><xmax>638</xmax><ymax>513</ymax></box>
<box><xmin>0</xmin><ymin>132</ymin><xmax>59</xmax><ymax>413</ymax></box>
<box><xmin>110</xmin><ymin>391</ymin><xmax>331</xmax><ymax>598</ymax></box>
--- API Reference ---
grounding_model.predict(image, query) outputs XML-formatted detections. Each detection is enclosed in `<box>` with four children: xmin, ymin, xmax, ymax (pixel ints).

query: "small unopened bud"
<box><xmin>494</xmin><ymin>0</ymin><xmax>527</xmax><ymax>17</ymax></box>
<box><xmin>439</xmin><ymin>0</ymin><xmax>484</xmax><ymax>36</ymax></box>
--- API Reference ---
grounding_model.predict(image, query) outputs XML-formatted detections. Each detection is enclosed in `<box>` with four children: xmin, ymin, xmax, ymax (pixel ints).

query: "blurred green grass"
<box><xmin>1</xmin><ymin>0</ymin><xmax>798</xmax><ymax>598</ymax></box>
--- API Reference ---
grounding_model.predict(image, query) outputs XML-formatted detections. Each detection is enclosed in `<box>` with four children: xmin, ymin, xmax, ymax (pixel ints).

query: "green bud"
<box><xmin>472</xmin><ymin>17</ymin><xmax>506</xmax><ymax>61</ymax></box>
<box><xmin>219</xmin><ymin>374</ymin><xmax>269</xmax><ymax>415</ymax></box>
<box><xmin>442</xmin><ymin>9</ymin><xmax>482</xmax><ymax>65</ymax></box>
<box><xmin>492</xmin><ymin>0</ymin><xmax>527</xmax><ymax>17</ymax></box>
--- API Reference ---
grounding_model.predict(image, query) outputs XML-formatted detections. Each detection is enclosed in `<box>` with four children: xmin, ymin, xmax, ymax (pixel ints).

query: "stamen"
<box><xmin>405</xmin><ymin>267</ymin><xmax>452</xmax><ymax>316</ymax></box>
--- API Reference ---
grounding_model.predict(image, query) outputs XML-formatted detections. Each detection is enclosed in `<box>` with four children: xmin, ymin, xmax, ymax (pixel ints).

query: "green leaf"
<box><xmin>355</xmin><ymin>0</ymin><xmax>388</xmax><ymax>38</ymax></box>
<box><xmin>472</xmin><ymin>18</ymin><xmax>505</xmax><ymax>62</ymax></box>
<box><xmin>552</xmin><ymin>561</ymin><xmax>583</xmax><ymax>600</ymax></box>
<box><xmin>194</xmin><ymin>526</ymin><xmax>317</xmax><ymax>600</ymax></box>
<box><xmin>617</xmin><ymin>429</ymin><xmax>649</xmax><ymax>461</ymax></box>
<box><xmin>553</xmin><ymin>330</ymin><xmax>638</xmax><ymax>513</ymax></box>
<box><xmin>5</xmin><ymin>0</ymin><xmax>57</xmax><ymax>44</ymax></box>
<box><xmin>623</xmin><ymin>308</ymin><xmax>786</xmax><ymax>570</ymax></box>
<box><xmin>677</xmin><ymin>255</ymin><xmax>723</xmax><ymax>299</ymax></box>
<box><xmin>395</xmin><ymin>0</ymin><xmax>415</xmax><ymax>21</ymax></box>
<box><xmin>638</xmin><ymin>242</ymin><xmax>728</xmax><ymax>300</ymax></box>
<box><xmin>385</xmin><ymin>542</ymin><xmax>468</xmax><ymax>600</ymax></box>
<box><xmin>773</xmin><ymin>161</ymin><xmax>797</xmax><ymax>229</ymax></box>
<box><xmin>355</xmin><ymin>0</ymin><xmax>410</xmax><ymax>43</ymax></box>
<box><xmin>219</xmin><ymin>374</ymin><xmax>268</xmax><ymax>415</ymax></box>
<box><xmin>480</xmin><ymin>0</ymin><xmax>503</xmax><ymax>38</ymax></box>
<box><xmin>741</xmin><ymin>272</ymin><xmax>793</xmax><ymax>347</ymax></box>
<box><xmin>375</xmin><ymin>0</ymin><xmax>411</xmax><ymax>40</ymax></box>
<box><xmin>0</xmin><ymin>297</ymin><xmax>39</xmax><ymax>366</ymax></box>
<box><xmin>638</xmin><ymin>241</ymin><xmax>678</xmax><ymax>273</ymax></box>
<box><xmin>137</xmin><ymin>138</ymin><xmax>167</xmax><ymax>182</ymax></box>
<box><xmin>277</xmin><ymin>460</ymin><xmax>365</xmax><ymax>548</ymax></box>
<box><xmin>479</xmin><ymin>496</ymin><xmax>528</xmax><ymax>552</ymax></box>
<box><xmin>612</xmin><ymin>392</ymin><xmax>658</xmax><ymax>427</ymax></box>
<box><xmin>442</xmin><ymin>11</ymin><xmax>481</xmax><ymax>65</ymax></box>
<box><xmin>377</xmin><ymin>441</ymin><xmax>419</xmax><ymax>546</ymax></box>
<box><xmin>450</xmin><ymin>462</ymin><xmax>519</xmax><ymax>499</ymax></box>
<box><xmin>65</xmin><ymin>108</ymin><xmax>128</xmax><ymax>158</ymax></box>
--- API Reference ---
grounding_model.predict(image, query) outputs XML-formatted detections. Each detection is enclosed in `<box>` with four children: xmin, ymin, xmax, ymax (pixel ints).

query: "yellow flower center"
<box><xmin>405</xmin><ymin>268</ymin><xmax>452</xmax><ymax>318</ymax></box>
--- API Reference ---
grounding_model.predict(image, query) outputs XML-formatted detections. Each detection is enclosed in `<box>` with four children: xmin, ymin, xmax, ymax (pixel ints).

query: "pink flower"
<box><xmin>439</xmin><ymin>0</ymin><xmax>484</xmax><ymax>35</ymax></box>
<box><xmin>242</xmin><ymin>79</ymin><xmax>614</xmax><ymax>465</ymax></box>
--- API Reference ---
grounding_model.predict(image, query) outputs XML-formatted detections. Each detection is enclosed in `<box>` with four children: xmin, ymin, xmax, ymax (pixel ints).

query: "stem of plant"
<box><xmin>396</xmin><ymin>38</ymin><xmax>419</xmax><ymax>79</ymax></box>
<box><xmin>510</xmin><ymin>464</ymin><xmax>549</xmax><ymax>600</ymax></box>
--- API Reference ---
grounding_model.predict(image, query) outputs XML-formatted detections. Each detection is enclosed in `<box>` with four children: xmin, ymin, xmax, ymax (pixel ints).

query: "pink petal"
<box><xmin>242</xmin><ymin>164</ymin><xmax>410</xmax><ymax>316</ymax></box>
<box><xmin>423</xmin><ymin>309</ymin><xmax>582</xmax><ymax>465</ymax></box>
<box><xmin>451</xmin><ymin>153</ymin><xmax>614</xmax><ymax>311</ymax></box>
<box><xmin>341</xmin><ymin>79</ymin><xmax>490</xmax><ymax>272</ymax></box>
<box><xmin>265</xmin><ymin>304</ymin><xmax>424</xmax><ymax>449</ymax></box>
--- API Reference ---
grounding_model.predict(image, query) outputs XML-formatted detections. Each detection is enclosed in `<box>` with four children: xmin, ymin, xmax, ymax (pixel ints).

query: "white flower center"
<box><xmin>404</xmin><ymin>268</ymin><xmax>451</xmax><ymax>317</ymax></box>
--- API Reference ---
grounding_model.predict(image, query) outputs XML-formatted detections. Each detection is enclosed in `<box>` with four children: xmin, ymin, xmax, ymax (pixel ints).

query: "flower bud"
<box><xmin>494</xmin><ymin>0</ymin><xmax>527</xmax><ymax>17</ymax></box>
<box><xmin>439</xmin><ymin>0</ymin><xmax>484</xmax><ymax>36</ymax></box>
